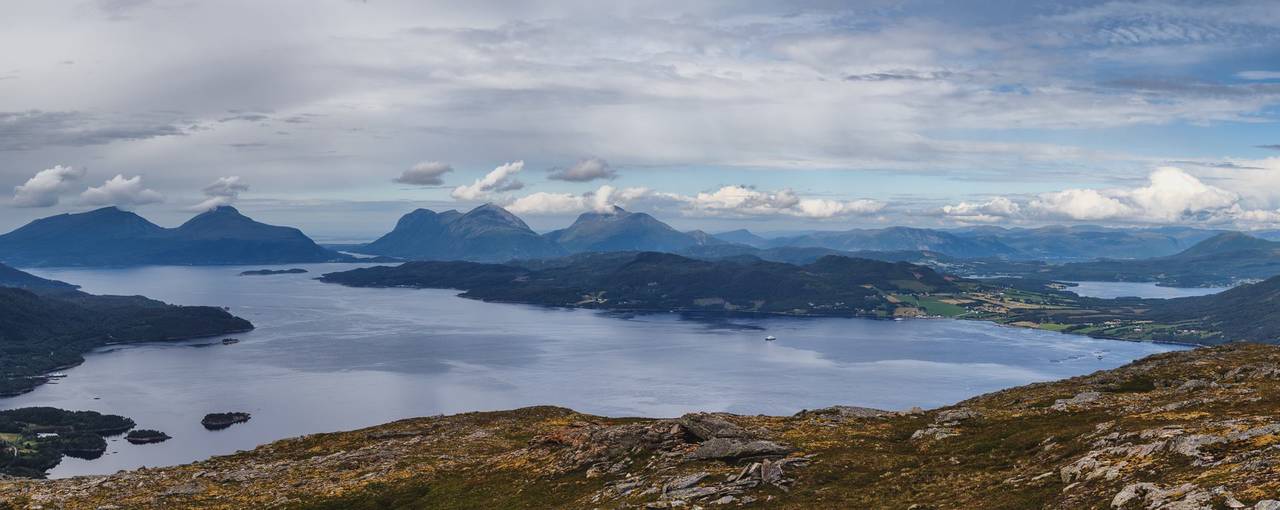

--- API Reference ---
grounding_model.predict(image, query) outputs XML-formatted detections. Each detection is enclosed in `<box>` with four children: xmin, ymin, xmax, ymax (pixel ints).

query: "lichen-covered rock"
<box><xmin>677</xmin><ymin>413</ymin><xmax>750</xmax><ymax>441</ymax></box>
<box><xmin>1052</xmin><ymin>391</ymin><xmax>1102</xmax><ymax>411</ymax></box>
<box><xmin>688</xmin><ymin>438</ymin><xmax>793</xmax><ymax>460</ymax></box>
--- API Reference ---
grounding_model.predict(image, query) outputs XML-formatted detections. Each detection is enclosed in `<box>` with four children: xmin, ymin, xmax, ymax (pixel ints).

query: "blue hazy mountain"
<box><xmin>0</xmin><ymin>206</ymin><xmax>349</xmax><ymax>267</ymax></box>
<box><xmin>766</xmin><ymin>226</ymin><xmax>1021</xmax><ymax>259</ymax></box>
<box><xmin>545</xmin><ymin>206</ymin><xmax>715</xmax><ymax>253</ymax></box>
<box><xmin>949</xmin><ymin>225</ymin><xmax>1224</xmax><ymax>260</ymax></box>
<box><xmin>361</xmin><ymin>204</ymin><xmax>565</xmax><ymax>263</ymax></box>
<box><xmin>713</xmin><ymin>229</ymin><xmax>769</xmax><ymax>247</ymax></box>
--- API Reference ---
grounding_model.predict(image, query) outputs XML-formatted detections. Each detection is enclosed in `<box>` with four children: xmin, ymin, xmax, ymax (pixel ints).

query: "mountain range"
<box><xmin>763</xmin><ymin>226</ymin><xmax>1021</xmax><ymax>259</ymax></box>
<box><xmin>984</xmin><ymin>232</ymin><xmax>1280</xmax><ymax>286</ymax></box>
<box><xmin>3</xmin><ymin>202</ymin><xmax>1276</xmax><ymax>271</ymax></box>
<box><xmin>357</xmin><ymin>205</ymin><xmax>1014</xmax><ymax>263</ymax></box>
<box><xmin>0</xmin><ymin>206</ymin><xmax>351</xmax><ymax>267</ymax></box>
<box><xmin>948</xmin><ymin>224</ymin><xmax>1224</xmax><ymax>260</ymax></box>
<box><xmin>359</xmin><ymin>205</ymin><xmax>723</xmax><ymax>262</ymax></box>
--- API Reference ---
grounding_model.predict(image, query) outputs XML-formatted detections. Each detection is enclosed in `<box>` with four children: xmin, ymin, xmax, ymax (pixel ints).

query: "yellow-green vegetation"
<box><xmin>893</xmin><ymin>294</ymin><xmax>969</xmax><ymax>317</ymax></box>
<box><xmin>6</xmin><ymin>344</ymin><xmax>1280</xmax><ymax>509</ymax></box>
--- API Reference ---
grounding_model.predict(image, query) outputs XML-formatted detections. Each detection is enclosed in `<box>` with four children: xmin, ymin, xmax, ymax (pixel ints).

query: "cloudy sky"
<box><xmin>3</xmin><ymin>0</ymin><xmax>1280</xmax><ymax>240</ymax></box>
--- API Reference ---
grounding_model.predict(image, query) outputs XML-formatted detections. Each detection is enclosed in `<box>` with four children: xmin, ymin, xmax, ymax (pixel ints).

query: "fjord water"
<box><xmin>1065</xmin><ymin>281</ymin><xmax>1229</xmax><ymax>299</ymax></box>
<box><xmin>7</xmin><ymin>264</ymin><xmax>1178</xmax><ymax>478</ymax></box>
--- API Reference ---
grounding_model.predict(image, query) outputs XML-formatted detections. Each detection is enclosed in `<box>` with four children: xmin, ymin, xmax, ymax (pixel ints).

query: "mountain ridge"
<box><xmin>545</xmin><ymin>206</ymin><xmax>710</xmax><ymax>253</ymax></box>
<box><xmin>0</xmin><ymin>206</ymin><xmax>349</xmax><ymax>267</ymax></box>
<box><xmin>361</xmin><ymin>203</ymin><xmax>565</xmax><ymax>262</ymax></box>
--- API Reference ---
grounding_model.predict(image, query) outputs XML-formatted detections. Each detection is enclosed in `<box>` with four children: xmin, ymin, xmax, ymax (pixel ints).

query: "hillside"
<box><xmin>0</xmin><ymin>263</ymin><xmax>76</xmax><ymax>291</ymax></box>
<box><xmin>153</xmin><ymin>207</ymin><xmax>342</xmax><ymax>265</ymax></box>
<box><xmin>0</xmin><ymin>207</ymin><xmax>349</xmax><ymax>267</ymax></box>
<box><xmin>0</xmin><ymin>285</ymin><xmax>253</xmax><ymax>396</ymax></box>
<box><xmin>952</xmin><ymin>225</ymin><xmax>1222</xmax><ymax>261</ymax></box>
<box><xmin>323</xmin><ymin>253</ymin><xmax>1280</xmax><ymax>345</ymax></box>
<box><xmin>361</xmin><ymin>204</ymin><xmax>564</xmax><ymax>262</ymax></box>
<box><xmin>320</xmin><ymin>252</ymin><xmax>958</xmax><ymax>317</ymax></box>
<box><xmin>1145</xmin><ymin>275</ymin><xmax>1280</xmax><ymax>343</ymax></box>
<box><xmin>1008</xmin><ymin>232</ymin><xmax>1280</xmax><ymax>287</ymax></box>
<box><xmin>7</xmin><ymin>344</ymin><xmax>1280</xmax><ymax>508</ymax></box>
<box><xmin>0</xmin><ymin>207</ymin><xmax>168</xmax><ymax>266</ymax></box>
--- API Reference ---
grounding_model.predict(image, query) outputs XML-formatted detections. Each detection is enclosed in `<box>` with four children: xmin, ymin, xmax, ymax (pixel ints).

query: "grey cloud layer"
<box><xmin>1</xmin><ymin>1</ymin><xmax>1278</xmax><ymax>230</ymax></box>
<box><xmin>548</xmin><ymin>158</ymin><xmax>616</xmax><ymax>182</ymax></box>
<box><xmin>0</xmin><ymin>111</ymin><xmax>186</xmax><ymax>151</ymax></box>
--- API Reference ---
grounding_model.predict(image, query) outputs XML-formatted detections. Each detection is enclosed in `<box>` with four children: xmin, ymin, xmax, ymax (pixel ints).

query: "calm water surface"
<box><xmin>1066</xmin><ymin>281</ymin><xmax>1230</xmax><ymax>299</ymax></box>
<box><xmin>5</xmin><ymin>264</ymin><xmax>1180</xmax><ymax>477</ymax></box>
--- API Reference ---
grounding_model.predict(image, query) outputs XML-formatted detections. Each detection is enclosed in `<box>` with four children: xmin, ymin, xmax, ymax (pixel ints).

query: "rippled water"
<box><xmin>4</xmin><ymin>264</ymin><xmax>1180</xmax><ymax>477</ymax></box>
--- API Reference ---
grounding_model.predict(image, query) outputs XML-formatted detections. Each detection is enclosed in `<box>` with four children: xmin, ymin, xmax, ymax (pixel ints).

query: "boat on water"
<box><xmin>222</xmin><ymin>338</ymin><xmax>240</xmax><ymax>345</ymax></box>
<box><xmin>764</xmin><ymin>335</ymin><xmax>777</xmax><ymax>341</ymax></box>
<box><xmin>47</xmin><ymin>372</ymin><xmax>68</xmax><ymax>378</ymax></box>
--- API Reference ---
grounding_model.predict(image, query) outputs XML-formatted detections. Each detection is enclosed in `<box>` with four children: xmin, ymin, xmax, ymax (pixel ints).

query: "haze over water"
<box><xmin>4</xmin><ymin>264</ymin><xmax>1179</xmax><ymax>477</ymax></box>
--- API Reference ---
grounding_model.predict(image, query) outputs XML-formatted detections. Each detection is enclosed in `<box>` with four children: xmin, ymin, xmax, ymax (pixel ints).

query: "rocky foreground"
<box><xmin>6</xmin><ymin>344</ymin><xmax>1280</xmax><ymax>509</ymax></box>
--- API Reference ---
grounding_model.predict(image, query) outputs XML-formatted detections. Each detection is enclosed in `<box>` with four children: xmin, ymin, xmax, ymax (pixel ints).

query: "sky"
<box><xmin>2</xmin><ymin>0</ymin><xmax>1280</xmax><ymax>241</ymax></box>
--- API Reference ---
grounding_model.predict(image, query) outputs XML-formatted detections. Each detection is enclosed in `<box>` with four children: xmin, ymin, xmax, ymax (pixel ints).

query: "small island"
<box><xmin>125</xmin><ymin>429</ymin><xmax>171</xmax><ymax>445</ymax></box>
<box><xmin>239</xmin><ymin>268</ymin><xmax>309</xmax><ymax>276</ymax></box>
<box><xmin>202</xmin><ymin>412</ymin><xmax>251</xmax><ymax>430</ymax></box>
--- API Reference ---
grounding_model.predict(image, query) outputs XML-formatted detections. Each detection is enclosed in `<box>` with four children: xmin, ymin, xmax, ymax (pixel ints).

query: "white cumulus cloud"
<box><xmin>12</xmin><ymin>165</ymin><xmax>86</xmax><ymax>208</ymax></box>
<box><xmin>506</xmin><ymin>184</ymin><xmax>884</xmax><ymax>219</ymax></box>
<box><xmin>79</xmin><ymin>174</ymin><xmax>164</xmax><ymax>208</ymax></box>
<box><xmin>1029</xmin><ymin>188</ymin><xmax>1133</xmax><ymax>221</ymax></box>
<box><xmin>1030</xmin><ymin>167</ymin><xmax>1238</xmax><ymax>222</ymax></box>
<box><xmin>451</xmin><ymin>161</ymin><xmax>525</xmax><ymax>201</ymax></box>
<box><xmin>394</xmin><ymin>161</ymin><xmax>453</xmax><ymax>186</ymax></box>
<box><xmin>506</xmin><ymin>185</ymin><xmax>654</xmax><ymax>215</ymax></box>
<box><xmin>189</xmin><ymin>176</ymin><xmax>249</xmax><ymax>211</ymax></box>
<box><xmin>940</xmin><ymin>166</ymin><xmax>1280</xmax><ymax>227</ymax></box>
<box><xmin>940</xmin><ymin>197</ymin><xmax>1022</xmax><ymax>223</ymax></box>
<box><xmin>683</xmin><ymin>186</ymin><xmax>884</xmax><ymax>219</ymax></box>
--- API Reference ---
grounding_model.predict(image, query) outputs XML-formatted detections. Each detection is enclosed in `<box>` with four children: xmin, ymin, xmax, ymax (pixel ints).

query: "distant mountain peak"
<box><xmin>0</xmin><ymin>205</ymin><xmax>344</xmax><ymax>266</ymax></box>
<box><xmin>1175</xmin><ymin>232</ymin><xmax>1276</xmax><ymax>258</ymax></box>
<box><xmin>548</xmin><ymin>207</ymin><xmax>704</xmax><ymax>253</ymax></box>
<box><xmin>462</xmin><ymin>203</ymin><xmax>532</xmax><ymax>230</ymax></box>
<box><xmin>362</xmin><ymin>204</ymin><xmax>563</xmax><ymax>262</ymax></box>
<box><xmin>209</xmin><ymin>205</ymin><xmax>242</xmax><ymax>214</ymax></box>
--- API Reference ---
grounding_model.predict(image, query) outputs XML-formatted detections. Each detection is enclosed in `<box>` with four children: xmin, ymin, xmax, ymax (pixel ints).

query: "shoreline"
<box><xmin>328</xmin><ymin>281</ymin><xmax>1212</xmax><ymax>348</ymax></box>
<box><xmin>1</xmin><ymin>327</ymin><xmax>255</xmax><ymax>399</ymax></box>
